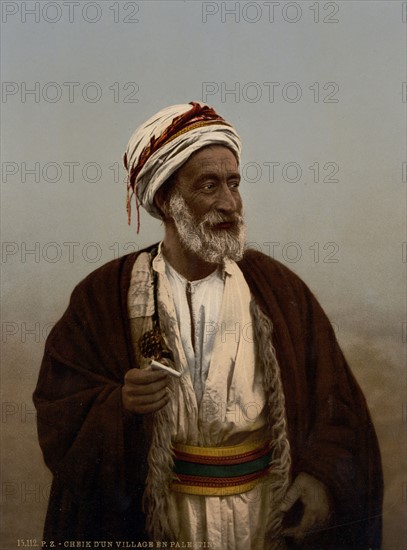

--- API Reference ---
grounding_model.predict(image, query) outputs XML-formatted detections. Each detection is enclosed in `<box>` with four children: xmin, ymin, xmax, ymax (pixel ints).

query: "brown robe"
<box><xmin>33</xmin><ymin>246</ymin><xmax>383</xmax><ymax>547</ymax></box>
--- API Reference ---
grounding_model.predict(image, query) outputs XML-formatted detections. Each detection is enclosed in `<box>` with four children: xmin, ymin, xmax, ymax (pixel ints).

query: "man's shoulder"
<box><xmin>70</xmin><ymin>243</ymin><xmax>157</xmax><ymax>299</ymax></box>
<box><xmin>239</xmin><ymin>248</ymin><xmax>322</xmax><ymax>321</ymax></box>
<box><xmin>239</xmin><ymin>248</ymin><xmax>306</xmax><ymax>289</ymax></box>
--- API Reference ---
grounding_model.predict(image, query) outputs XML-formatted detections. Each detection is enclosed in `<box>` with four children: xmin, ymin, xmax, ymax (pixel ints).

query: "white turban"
<box><xmin>123</xmin><ymin>101</ymin><xmax>242</xmax><ymax>229</ymax></box>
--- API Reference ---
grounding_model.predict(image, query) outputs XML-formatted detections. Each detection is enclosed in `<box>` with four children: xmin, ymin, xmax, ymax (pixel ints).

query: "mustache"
<box><xmin>199</xmin><ymin>210</ymin><xmax>244</xmax><ymax>228</ymax></box>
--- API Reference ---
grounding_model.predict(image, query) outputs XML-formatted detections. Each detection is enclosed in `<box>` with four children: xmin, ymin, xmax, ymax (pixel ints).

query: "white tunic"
<box><xmin>164</xmin><ymin>259</ymin><xmax>224</xmax><ymax>404</ymax></box>
<box><xmin>149</xmin><ymin>245</ymin><xmax>272</xmax><ymax>550</ymax></box>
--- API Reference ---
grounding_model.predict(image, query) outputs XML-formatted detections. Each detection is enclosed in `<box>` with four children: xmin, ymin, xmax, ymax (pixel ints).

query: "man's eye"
<box><xmin>203</xmin><ymin>182</ymin><xmax>215</xmax><ymax>189</ymax></box>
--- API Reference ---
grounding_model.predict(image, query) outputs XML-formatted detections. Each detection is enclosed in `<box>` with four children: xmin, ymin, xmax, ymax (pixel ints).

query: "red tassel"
<box><xmin>125</xmin><ymin>176</ymin><xmax>141</xmax><ymax>233</ymax></box>
<box><xmin>126</xmin><ymin>174</ymin><xmax>132</xmax><ymax>226</ymax></box>
<box><xmin>135</xmin><ymin>193</ymin><xmax>141</xmax><ymax>234</ymax></box>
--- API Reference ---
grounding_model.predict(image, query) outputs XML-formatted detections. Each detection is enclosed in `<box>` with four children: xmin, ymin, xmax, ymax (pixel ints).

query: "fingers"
<box><xmin>126</xmin><ymin>390</ymin><xmax>170</xmax><ymax>415</ymax></box>
<box><xmin>281</xmin><ymin>473</ymin><xmax>332</xmax><ymax>542</ymax></box>
<box><xmin>122</xmin><ymin>367</ymin><xmax>171</xmax><ymax>414</ymax></box>
<box><xmin>125</xmin><ymin>371</ymin><xmax>168</xmax><ymax>395</ymax></box>
<box><xmin>282</xmin><ymin>508</ymin><xmax>320</xmax><ymax>542</ymax></box>
<box><xmin>124</xmin><ymin>366</ymin><xmax>169</xmax><ymax>385</ymax></box>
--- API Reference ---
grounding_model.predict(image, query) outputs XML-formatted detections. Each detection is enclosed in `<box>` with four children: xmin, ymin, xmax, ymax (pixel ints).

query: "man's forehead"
<box><xmin>181</xmin><ymin>146</ymin><xmax>239</xmax><ymax>174</ymax></box>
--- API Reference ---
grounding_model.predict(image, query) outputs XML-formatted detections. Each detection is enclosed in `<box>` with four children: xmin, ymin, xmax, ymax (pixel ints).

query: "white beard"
<box><xmin>167</xmin><ymin>191</ymin><xmax>247</xmax><ymax>264</ymax></box>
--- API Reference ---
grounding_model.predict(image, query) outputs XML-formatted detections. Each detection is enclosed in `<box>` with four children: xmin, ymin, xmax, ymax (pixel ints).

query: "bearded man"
<box><xmin>34</xmin><ymin>102</ymin><xmax>383</xmax><ymax>549</ymax></box>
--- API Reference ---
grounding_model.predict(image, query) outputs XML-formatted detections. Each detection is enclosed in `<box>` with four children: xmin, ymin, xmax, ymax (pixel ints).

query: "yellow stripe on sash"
<box><xmin>171</xmin><ymin>478</ymin><xmax>267</xmax><ymax>497</ymax></box>
<box><xmin>173</xmin><ymin>439</ymin><xmax>267</xmax><ymax>458</ymax></box>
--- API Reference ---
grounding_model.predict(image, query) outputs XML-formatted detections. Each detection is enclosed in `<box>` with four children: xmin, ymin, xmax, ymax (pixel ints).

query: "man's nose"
<box><xmin>215</xmin><ymin>183</ymin><xmax>239</xmax><ymax>213</ymax></box>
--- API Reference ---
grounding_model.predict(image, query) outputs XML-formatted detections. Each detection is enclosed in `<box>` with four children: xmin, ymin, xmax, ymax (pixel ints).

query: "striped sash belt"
<box><xmin>171</xmin><ymin>440</ymin><xmax>272</xmax><ymax>496</ymax></box>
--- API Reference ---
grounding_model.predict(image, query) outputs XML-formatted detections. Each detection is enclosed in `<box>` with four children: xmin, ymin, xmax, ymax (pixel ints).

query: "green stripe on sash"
<box><xmin>174</xmin><ymin>452</ymin><xmax>272</xmax><ymax>478</ymax></box>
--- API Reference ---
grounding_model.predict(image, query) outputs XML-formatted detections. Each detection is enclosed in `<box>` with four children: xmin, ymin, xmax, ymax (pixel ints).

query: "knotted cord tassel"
<box><xmin>126</xmin><ymin>173</ymin><xmax>132</xmax><ymax>226</ymax></box>
<box><xmin>135</xmin><ymin>192</ymin><xmax>141</xmax><ymax>234</ymax></box>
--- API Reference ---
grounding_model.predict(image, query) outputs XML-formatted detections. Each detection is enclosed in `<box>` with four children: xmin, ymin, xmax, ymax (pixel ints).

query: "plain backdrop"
<box><xmin>1</xmin><ymin>1</ymin><xmax>405</xmax><ymax>548</ymax></box>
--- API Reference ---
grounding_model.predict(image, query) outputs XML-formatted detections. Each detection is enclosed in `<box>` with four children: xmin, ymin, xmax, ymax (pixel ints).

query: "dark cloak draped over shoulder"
<box><xmin>33</xmin><ymin>246</ymin><xmax>383</xmax><ymax>548</ymax></box>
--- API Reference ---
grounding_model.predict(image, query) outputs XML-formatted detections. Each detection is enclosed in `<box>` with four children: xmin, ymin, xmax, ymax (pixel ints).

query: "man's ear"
<box><xmin>154</xmin><ymin>175</ymin><xmax>177</xmax><ymax>219</ymax></box>
<box><xmin>154</xmin><ymin>187</ymin><xmax>168</xmax><ymax>219</ymax></box>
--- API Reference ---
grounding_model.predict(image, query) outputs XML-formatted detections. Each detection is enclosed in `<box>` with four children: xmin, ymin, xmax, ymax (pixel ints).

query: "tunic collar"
<box><xmin>152</xmin><ymin>241</ymin><xmax>235</xmax><ymax>282</ymax></box>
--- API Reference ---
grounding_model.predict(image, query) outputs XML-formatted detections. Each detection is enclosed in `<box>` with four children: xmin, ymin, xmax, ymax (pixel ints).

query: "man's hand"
<box><xmin>280</xmin><ymin>472</ymin><xmax>331</xmax><ymax>543</ymax></box>
<box><xmin>122</xmin><ymin>367</ymin><xmax>170</xmax><ymax>414</ymax></box>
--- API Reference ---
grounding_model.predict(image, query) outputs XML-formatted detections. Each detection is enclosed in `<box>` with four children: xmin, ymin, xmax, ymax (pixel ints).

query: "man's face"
<box><xmin>166</xmin><ymin>145</ymin><xmax>247</xmax><ymax>264</ymax></box>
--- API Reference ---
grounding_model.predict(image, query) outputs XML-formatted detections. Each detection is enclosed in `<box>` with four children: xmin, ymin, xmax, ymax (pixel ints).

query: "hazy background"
<box><xmin>1</xmin><ymin>1</ymin><xmax>405</xmax><ymax>548</ymax></box>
